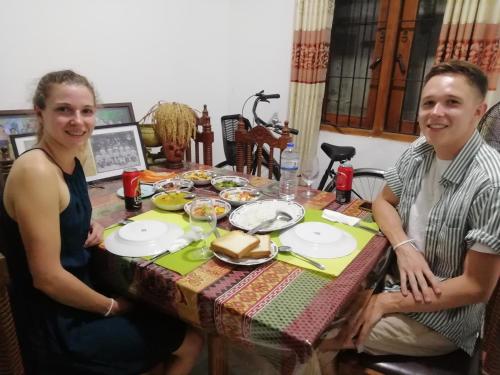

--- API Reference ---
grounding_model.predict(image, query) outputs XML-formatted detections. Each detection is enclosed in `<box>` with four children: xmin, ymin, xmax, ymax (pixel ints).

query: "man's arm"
<box><xmin>351</xmin><ymin>250</ymin><xmax>500</xmax><ymax>348</ymax></box>
<box><xmin>373</xmin><ymin>185</ymin><xmax>441</xmax><ymax>302</ymax></box>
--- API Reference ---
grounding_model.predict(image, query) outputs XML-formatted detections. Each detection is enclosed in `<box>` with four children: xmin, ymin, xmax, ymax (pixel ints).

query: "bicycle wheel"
<box><xmin>351</xmin><ymin>168</ymin><xmax>385</xmax><ymax>201</ymax></box>
<box><xmin>324</xmin><ymin>168</ymin><xmax>385</xmax><ymax>200</ymax></box>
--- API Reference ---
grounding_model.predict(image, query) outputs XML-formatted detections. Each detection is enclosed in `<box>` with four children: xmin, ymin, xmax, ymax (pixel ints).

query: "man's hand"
<box><xmin>84</xmin><ymin>221</ymin><xmax>104</xmax><ymax>247</ymax></box>
<box><xmin>349</xmin><ymin>293</ymin><xmax>387</xmax><ymax>351</ymax></box>
<box><xmin>395</xmin><ymin>243</ymin><xmax>441</xmax><ymax>302</ymax></box>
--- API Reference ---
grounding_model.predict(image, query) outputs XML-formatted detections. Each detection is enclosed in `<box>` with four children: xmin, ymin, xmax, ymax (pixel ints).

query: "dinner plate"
<box><xmin>229</xmin><ymin>199</ymin><xmax>305</xmax><ymax>232</ymax></box>
<box><xmin>279</xmin><ymin>222</ymin><xmax>357</xmax><ymax>259</ymax></box>
<box><xmin>213</xmin><ymin>242</ymin><xmax>278</xmax><ymax>266</ymax></box>
<box><xmin>104</xmin><ymin>220</ymin><xmax>184</xmax><ymax>257</ymax></box>
<box><xmin>116</xmin><ymin>184</ymin><xmax>156</xmax><ymax>199</ymax></box>
<box><xmin>184</xmin><ymin>198</ymin><xmax>231</xmax><ymax>220</ymax></box>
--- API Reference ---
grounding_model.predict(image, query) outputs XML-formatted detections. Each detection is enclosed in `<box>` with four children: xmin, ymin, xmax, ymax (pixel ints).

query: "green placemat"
<box><xmin>271</xmin><ymin>209</ymin><xmax>378</xmax><ymax>277</ymax></box>
<box><xmin>104</xmin><ymin>209</ymin><xmax>228</xmax><ymax>275</ymax></box>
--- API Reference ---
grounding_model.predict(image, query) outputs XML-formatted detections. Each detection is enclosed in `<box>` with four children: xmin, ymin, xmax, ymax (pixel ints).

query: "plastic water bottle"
<box><xmin>279</xmin><ymin>143</ymin><xmax>299</xmax><ymax>200</ymax></box>
<box><xmin>270</xmin><ymin>112</ymin><xmax>280</xmax><ymax>127</ymax></box>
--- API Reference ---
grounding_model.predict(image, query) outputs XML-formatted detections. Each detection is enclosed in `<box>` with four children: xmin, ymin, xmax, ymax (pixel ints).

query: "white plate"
<box><xmin>184</xmin><ymin>198</ymin><xmax>231</xmax><ymax>220</ymax></box>
<box><xmin>219</xmin><ymin>187</ymin><xmax>260</xmax><ymax>206</ymax></box>
<box><xmin>279</xmin><ymin>222</ymin><xmax>357</xmax><ymax>259</ymax></box>
<box><xmin>104</xmin><ymin>220</ymin><xmax>184</xmax><ymax>257</ymax></box>
<box><xmin>213</xmin><ymin>242</ymin><xmax>278</xmax><ymax>266</ymax></box>
<box><xmin>116</xmin><ymin>184</ymin><xmax>156</xmax><ymax>199</ymax></box>
<box><xmin>229</xmin><ymin>199</ymin><xmax>305</xmax><ymax>233</ymax></box>
<box><xmin>211</xmin><ymin>175</ymin><xmax>249</xmax><ymax>191</ymax></box>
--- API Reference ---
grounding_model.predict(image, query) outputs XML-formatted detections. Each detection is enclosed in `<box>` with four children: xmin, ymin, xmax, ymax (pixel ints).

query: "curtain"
<box><xmin>288</xmin><ymin>0</ymin><xmax>335</xmax><ymax>161</ymax></box>
<box><xmin>435</xmin><ymin>0</ymin><xmax>500</xmax><ymax>106</ymax></box>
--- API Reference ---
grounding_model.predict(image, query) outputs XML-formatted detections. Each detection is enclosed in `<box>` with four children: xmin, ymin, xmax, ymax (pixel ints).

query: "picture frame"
<box><xmin>86</xmin><ymin>122</ymin><xmax>147</xmax><ymax>182</ymax></box>
<box><xmin>0</xmin><ymin>110</ymin><xmax>37</xmax><ymax>150</ymax></box>
<box><xmin>10</xmin><ymin>123</ymin><xmax>147</xmax><ymax>182</ymax></box>
<box><xmin>96</xmin><ymin>102</ymin><xmax>135</xmax><ymax>126</ymax></box>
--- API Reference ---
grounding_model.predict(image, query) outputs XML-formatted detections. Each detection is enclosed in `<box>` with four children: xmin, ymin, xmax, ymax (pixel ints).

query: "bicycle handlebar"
<box><xmin>251</xmin><ymin>90</ymin><xmax>299</xmax><ymax>135</ymax></box>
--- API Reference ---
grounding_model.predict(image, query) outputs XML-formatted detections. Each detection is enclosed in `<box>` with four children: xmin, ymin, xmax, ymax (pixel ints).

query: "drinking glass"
<box><xmin>189</xmin><ymin>198</ymin><xmax>217</xmax><ymax>259</ymax></box>
<box><xmin>301</xmin><ymin>155</ymin><xmax>320</xmax><ymax>198</ymax></box>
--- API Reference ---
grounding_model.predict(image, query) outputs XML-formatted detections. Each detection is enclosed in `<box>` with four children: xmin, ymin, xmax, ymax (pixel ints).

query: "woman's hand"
<box><xmin>395</xmin><ymin>244</ymin><xmax>441</xmax><ymax>303</ymax></box>
<box><xmin>111</xmin><ymin>297</ymin><xmax>133</xmax><ymax>316</ymax></box>
<box><xmin>84</xmin><ymin>221</ymin><xmax>104</xmax><ymax>247</ymax></box>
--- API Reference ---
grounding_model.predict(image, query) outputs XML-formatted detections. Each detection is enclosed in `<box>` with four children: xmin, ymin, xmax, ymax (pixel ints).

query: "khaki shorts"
<box><xmin>363</xmin><ymin>313</ymin><xmax>458</xmax><ymax>356</ymax></box>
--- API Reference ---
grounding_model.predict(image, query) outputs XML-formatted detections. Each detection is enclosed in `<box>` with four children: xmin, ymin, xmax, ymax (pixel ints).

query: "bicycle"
<box><xmin>216</xmin><ymin>91</ymin><xmax>298</xmax><ymax>180</ymax></box>
<box><xmin>317</xmin><ymin>142</ymin><xmax>386</xmax><ymax>202</ymax></box>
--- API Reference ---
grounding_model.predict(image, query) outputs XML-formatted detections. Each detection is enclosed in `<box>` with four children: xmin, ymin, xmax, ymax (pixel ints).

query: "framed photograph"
<box><xmin>10</xmin><ymin>123</ymin><xmax>146</xmax><ymax>182</ymax></box>
<box><xmin>0</xmin><ymin>110</ymin><xmax>37</xmax><ymax>150</ymax></box>
<box><xmin>86</xmin><ymin>123</ymin><xmax>147</xmax><ymax>182</ymax></box>
<box><xmin>10</xmin><ymin>132</ymin><xmax>38</xmax><ymax>157</ymax></box>
<box><xmin>96</xmin><ymin>102</ymin><xmax>135</xmax><ymax>127</ymax></box>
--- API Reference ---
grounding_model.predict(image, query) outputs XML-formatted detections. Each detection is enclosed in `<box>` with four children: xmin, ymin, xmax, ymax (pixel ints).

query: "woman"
<box><xmin>0</xmin><ymin>70</ymin><xmax>203</xmax><ymax>374</ymax></box>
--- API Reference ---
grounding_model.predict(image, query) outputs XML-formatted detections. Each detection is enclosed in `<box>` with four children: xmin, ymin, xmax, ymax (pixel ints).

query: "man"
<box><xmin>342</xmin><ymin>61</ymin><xmax>500</xmax><ymax>362</ymax></box>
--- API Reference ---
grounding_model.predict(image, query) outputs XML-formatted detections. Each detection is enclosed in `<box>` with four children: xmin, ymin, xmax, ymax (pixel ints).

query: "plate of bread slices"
<box><xmin>210</xmin><ymin>230</ymin><xmax>277</xmax><ymax>266</ymax></box>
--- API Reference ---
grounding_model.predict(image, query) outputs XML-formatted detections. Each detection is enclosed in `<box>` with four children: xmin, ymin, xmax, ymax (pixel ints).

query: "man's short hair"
<box><xmin>424</xmin><ymin>60</ymin><xmax>488</xmax><ymax>99</ymax></box>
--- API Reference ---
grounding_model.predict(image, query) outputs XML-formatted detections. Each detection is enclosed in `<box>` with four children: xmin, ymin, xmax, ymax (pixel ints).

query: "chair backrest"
<box><xmin>482</xmin><ymin>281</ymin><xmax>500</xmax><ymax>375</ymax></box>
<box><xmin>220</xmin><ymin>115</ymin><xmax>251</xmax><ymax>167</ymax></box>
<box><xmin>478</xmin><ymin>101</ymin><xmax>500</xmax><ymax>153</ymax></box>
<box><xmin>185</xmin><ymin>104</ymin><xmax>214</xmax><ymax>166</ymax></box>
<box><xmin>235</xmin><ymin>117</ymin><xmax>292</xmax><ymax>180</ymax></box>
<box><xmin>0</xmin><ymin>253</ymin><xmax>24</xmax><ymax>374</ymax></box>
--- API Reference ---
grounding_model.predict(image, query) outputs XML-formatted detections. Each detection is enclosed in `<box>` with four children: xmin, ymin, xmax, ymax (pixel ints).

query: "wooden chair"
<box><xmin>0</xmin><ymin>253</ymin><xmax>24</xmax><ymax>375</ymax></box>
<box><xmin>185</xmin><ymin>104</ymin><xmax>214</xmax><ymax>166</ymax></box>
<box><xmin>235</xmin><ymin>117</ymin><xmax>292</xmax><ymax>180</ymax></box>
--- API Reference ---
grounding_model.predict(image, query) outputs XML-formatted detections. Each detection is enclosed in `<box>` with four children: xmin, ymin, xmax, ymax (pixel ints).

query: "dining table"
<box><xmin>89</xmin><ymin>163</ymin><xmax>390</xmax><ymax>375</ymax></box>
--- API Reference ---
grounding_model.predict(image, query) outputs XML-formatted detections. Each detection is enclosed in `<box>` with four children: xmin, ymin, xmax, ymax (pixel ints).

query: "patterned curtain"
<box><xmin>288</xmin><ymin>0</ymin><xmax>335</xmax><ymax>160</ymax></box>
<box><xmin>435</xmin><ymin>0</ymin><xmax>500</xmax><ymax>106</ymax></box>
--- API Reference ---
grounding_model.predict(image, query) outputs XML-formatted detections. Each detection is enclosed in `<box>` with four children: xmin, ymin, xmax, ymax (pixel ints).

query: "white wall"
<box><xmin>0</xmin><ymin>0</ymin><xmax>409</xmax><ymax>173</ymax></box>
<box><xmin>0</xmin><ymin>0</ymin><xmax>294</xmax><ymax>166</ymax></box>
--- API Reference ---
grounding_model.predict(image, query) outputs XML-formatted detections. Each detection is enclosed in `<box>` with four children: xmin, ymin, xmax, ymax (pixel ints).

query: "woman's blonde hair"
<box><xmin>33</xmin><ymin>70</ymin><xmax>96</xmax><ymax>140</ymax></box>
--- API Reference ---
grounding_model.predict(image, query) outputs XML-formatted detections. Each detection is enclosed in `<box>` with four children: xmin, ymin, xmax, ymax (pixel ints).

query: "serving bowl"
<box><xmin>155</xmin><ymin>178</ymin><xmax>194</xmax><ymax>192</ymax></box>
<box><xmin>211</xmin><ymin>175</ymin><xmax>249</xmax><ymax>191</ymax></box>
<box><xmin>219</xmin><ymin>187</ymin><xmax>260</xmax><ymax>206</ymax></box>
<box><xmin>184</xmin><ymin>198</ymin><xmax>231</xmax><ymax>220</ymax></box>
<box><xmin>182</xmin><ymin>170</ymin><xmax>216</xmax><ymax>185</ymax></box>
<box><xmin>151</xmin><ymin>190</ymin><xmax>195</xmax><ymax>211</ymax></box>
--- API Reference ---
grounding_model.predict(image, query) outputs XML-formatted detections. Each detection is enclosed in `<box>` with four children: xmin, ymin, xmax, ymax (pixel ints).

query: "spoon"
<box><xmin>278</xmin><ymin>246</ymin><xmax>326</xmax><ymax>270</ymax></box>
<box><xmin>247</xmin><ymin>210</ymin><xmax>293</xmax><ymax>235</ymax></box>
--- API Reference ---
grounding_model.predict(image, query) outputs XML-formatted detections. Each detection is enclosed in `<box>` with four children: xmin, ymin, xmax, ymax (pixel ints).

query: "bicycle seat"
<box><xmin>320</xmin><ymin>143</ymin><xmax>355</xmax><ymax>162</ymax></box>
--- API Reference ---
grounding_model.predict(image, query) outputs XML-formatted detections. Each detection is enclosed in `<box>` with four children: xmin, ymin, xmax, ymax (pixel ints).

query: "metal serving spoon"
<box><xmin>278</xmin><ymin>246</ymin><xmax>326</xmax><ymax>270</ymax></box>
<box><xmin>247</xmin><ymin>210</ymin><xmax>293</xmax><ymax>235</ymax></box>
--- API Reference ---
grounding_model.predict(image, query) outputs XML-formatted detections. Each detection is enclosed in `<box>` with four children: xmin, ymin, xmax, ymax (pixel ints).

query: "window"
<box><xmin>322</xmin><ymin>0</ymin><xmax>446</xmax><ymax>139</ymax></box>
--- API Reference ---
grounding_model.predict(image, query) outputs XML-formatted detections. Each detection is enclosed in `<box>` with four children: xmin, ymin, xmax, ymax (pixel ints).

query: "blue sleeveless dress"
<box><xmin>0</xmin><ymin>149</ymin><xmax>186</xmax><ymax>375</ymax></box>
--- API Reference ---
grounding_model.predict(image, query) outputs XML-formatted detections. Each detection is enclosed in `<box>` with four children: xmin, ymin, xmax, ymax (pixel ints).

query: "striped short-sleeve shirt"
<box><xmin>385</xmin><ymin>131</ymin><xmax>500</xmax><ymax>354</ymax></box>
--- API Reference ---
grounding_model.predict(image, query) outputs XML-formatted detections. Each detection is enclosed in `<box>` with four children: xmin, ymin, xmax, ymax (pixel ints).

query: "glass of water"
<box><xmin>189</xmin><ymin>198</ymin><xmax>217</xmax><ymax>259</ymax></box>
<box><xmin>301</xmin><ymin>155</ymin><xmax>319</xmax><ymax>198</ymax></box>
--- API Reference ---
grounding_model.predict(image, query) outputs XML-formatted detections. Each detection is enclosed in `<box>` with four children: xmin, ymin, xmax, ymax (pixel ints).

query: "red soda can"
<box><xmin>122</xmin><ymin>168</ymin><xmax>142</xmax><ymax>211</ymax></box>
<box><xmin>335</xmin><ymin>161</ymin><xmax>353</xmax><ymax>204</ymax></box>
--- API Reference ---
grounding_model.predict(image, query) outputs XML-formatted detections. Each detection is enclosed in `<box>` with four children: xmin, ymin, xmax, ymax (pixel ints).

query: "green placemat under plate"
<box><xmin>271</xmin><ymin>209</ymin><xmax>379</xmax><ymax>277</ymax></box>
<box><xmin>103</xmin><ymin>209</ymin><xmax>228</xmax><ymax>275</ymax></box>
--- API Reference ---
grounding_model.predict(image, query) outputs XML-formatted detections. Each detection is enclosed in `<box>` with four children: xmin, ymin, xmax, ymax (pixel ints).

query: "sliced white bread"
<box><xmin>210</xmin><ymin>230</ymin><xmax>259</xmax><ymax>259</ymax></box>
<box><xmin>246</xmin><ymin>234</ymin><xmax>272</xmax><ymax>259</ymax></box>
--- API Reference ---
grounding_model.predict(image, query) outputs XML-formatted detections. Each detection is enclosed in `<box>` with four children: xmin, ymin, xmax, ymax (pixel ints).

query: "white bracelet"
<box><xmin>104</xmin><ymin>298</ymin><xmax>115</xmax><ymax>317</ymax></box>
<box><xmin>393</xmin><ymin>238</ymin><xmax>417</xmax><ymax>251</ymax></box>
